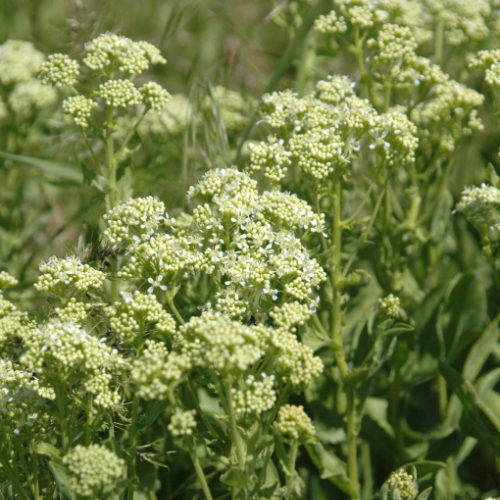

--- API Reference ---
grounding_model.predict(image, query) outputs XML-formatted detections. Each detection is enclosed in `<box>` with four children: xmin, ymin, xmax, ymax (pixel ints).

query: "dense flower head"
<box><xmin>63</xmin><ymin>444</ymin><xmax>125</xmax><ymax>497</ymax></box>
<box><xmin>38</xmin><ymin>53</ymin><xmax>80</xmax><ymax>88</ymax></box>
<box><xmin>20</xmin><ymin>320</ymin><xmax>125</xmax><ymax>408</ymax></box>
<box><xmin>8</xmin><ymin>80</ymin><xmax>57</xmax><ymax>116</ymax></box>
<box><xmin>0</xmin><ymin>270</ymin><xmax>18</xmax><ymax>289</ymax></box>
<box><xmin>98</xmin><ymin>79</ymin><xmax>142</xmax><ymax>108</ymax></box>
<box><xmin>180</xmin><ymin>311</ymin><xmax>263</xmax><ymax>373</ymax></box>
<box><xmin>83</xmin><ymin>32</ymin><xmax>166</xmax><ymax>76</ymax></box>
<box><xmin>106</xmin><ymin>291</ymin><xmax>176</xmax><ymax>340</ymax></box>
<box><xmin>275</xmin><ymin>404</ymin><xmax>315</xmax><ymax>440</ymax></box>
<box><xmin>315</xmin><ymin>75</ymin><xmax>355</xmax><ymax>105</ymax></box>
<box><xmin>35</xmin><ymin>256</ymin><xmax>105</xmax><ymax>295</ymax></box>
<box><xmin>386</xmin><ymin>469</ymin><xmax>418</xmax><ymax>499</ymax></box>
<box><xmin>232</xmin><ymin>374</ymin><xmax>276</xmax><ymax>417</ymax></box>
<box><xmin>0</xmin><ymin>293</ymin><xmax>31</xmax><ymax>345</ymax></box>
<box><xmin>270</xmin><ymin>301</ymin><xmax>313</xmax><ymax>331</ymax></box>
<box><xmin>456</xmin><ymin>184</ymin><xmax>500</xmax><ymax>238</ymax></box>
<box><xmin>62</xmin><ymin>95</ymin><xmax>98</xmax><ymax>128</ymax></box>
<box><xmin>0</xmin><ymin>40</ymin><xmax>44</xmax><ymax>85</ymax></box>
<box><xmin>55</xmin><ymin>298</ymin><xmax>88</xmax><ymax>323</ymax></box>
<box><xmin>132</xmin><ymin>339</ymin><xmax>191</xmax><ymax>399</ymax></box>
<box><xmin>314</xmin><ymin>10</ymin><xmax>348</xmax><ymax>35</ymax></box>
<box><xmin>140</xmin><ymin>81</ymin><xmax>171</xmax><ymax>111</ymax></box>
<box><xmin>0</xmin><ymin>358</ymin><xmax>53</xmax><ymax>436</ymax></box>
<box><xmin>378</xmin><ymin>293</ymin><xmax>401</xmax><ymax>318</ymax></box>
<box><xmin>247</xmin><ymin>136</ymin><xmax>291</xmax><ymax>184</ymax></box>
<box><xmin>168</xmin><ymin>408</ymin><xmax>197</xmax><ymax>436</ymax></box>
<box><xmin>104</xmin><ymin>196</ymin><xmax>166</xmax><ymax>245</ymax></box>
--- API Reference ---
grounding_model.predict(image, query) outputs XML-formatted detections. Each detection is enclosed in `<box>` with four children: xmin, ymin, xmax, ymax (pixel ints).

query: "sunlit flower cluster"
<box><xmin>275</xmin><ymin>404</ymin><xmax>315</xmax><ymax>440</ymax></box>
<box><xmin>386</xmin><ymin>469</ymin><xmax>418</xmax><ymax>499</ymax></box>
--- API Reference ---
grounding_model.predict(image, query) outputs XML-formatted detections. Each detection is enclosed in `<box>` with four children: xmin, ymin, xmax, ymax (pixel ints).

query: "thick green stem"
<box><xmin>166</xmin><ymin>293</ymin><xmax>185</xmax><ymax>325</ymax></box>
<box><xmin>224</xmin><ymin>379</ymin><xmax>245</xmax><ymax>470</ymax></box>
<box><xmin>331</xmin><ymin>176</ymin><xmax>348</xmax><ymax>378</ymax></box>
<box><xmin>190</xmin><ymin>448</ymin><xmax>214</xmax><ymax>500</ymax></box>
<box><xmin>285</xmin><ymin>441</ymin><xmax>299</xmax><ymax>500</ymax></box>
<box><xmin>330</xmin><ymin>176</ymin><xmax>360</xmax><ymax>499</ymax></box>
<box><xmin>126</xmin><ymin>396</ymin><xmax>140</xmax><ymax>500</ymax></box>
<box><xmin>434</xmin><ymin>19</ymin><xmax>444</xmax><ymax>65</ymax></box>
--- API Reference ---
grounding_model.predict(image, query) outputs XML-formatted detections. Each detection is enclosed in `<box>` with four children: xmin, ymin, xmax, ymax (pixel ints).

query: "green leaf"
<box><xmin>36</xmin><ymin>442</ymin><xmax>61</xmax><ymax>461</ymax></box>
<box><xmin>364</xmin><ymin>398</ymin><xmax>394</xmax><ymax>438</ymax></box>
<box><xmin>462</xmin><ymin>316</ymin><xmax>500</xmax><ymax>382</ymax></box>
<box><xmin>305</xmin><ymin>443</ymin><xmax>353</xmax><ymax>495</ymax></box>
<box><xmin>0</xmin><ymin>151</ymin><xmax>83</xmax><ymax>183</ymax></box>
<box><xmin>220</xmin><ymin>467</ymin><xmax>247</xmax><ymax>488</ymax></box>
<box><xmin>416</xmin><ymin>487</ymin><xmax>433</xmax><ymax>500</ymax></box>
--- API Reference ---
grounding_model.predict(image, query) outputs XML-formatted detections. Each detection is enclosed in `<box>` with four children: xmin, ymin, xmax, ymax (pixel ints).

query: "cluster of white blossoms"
<box><xmin>63</xmin><ymin>444</ymin><xmax>125</xmax><ymax>497</ymax></box>
<box><xmin>0</xmin><ymin>40</ymin><xmax>56</xmax><ymax>120</ymax></box>
<box><xmin>386</xmin><ymin>469</ymin><xmax>418</xmax><ymax>499</ymax></box>
<box><xmin>232</xmin><ymin>374</ymin><xmax>276</xmax><ymax>417</ymax></box>
<box><xmin>316</xmin><ymin>0</ymin><xmax>491</xmax><ymax>49</ymax></box>
<box><xmin>0</xmin><ymin>270</ymin><xmax>18</xmax><ymax>289</ymax></box>
<box><xmin>106</xmin><ymin>291</ymin><xmax>176</xmax><ymax>340</ymax></box>
<box><xmin>456</xmin><ymin>184</ymin><xmax>500</xmax><ymax>251</ymax></box>
<box><xmin>39</xmin><ymin>33</ymin><xmax>169</xmax><ymax>130</ymax></box>
<box><xmin>274</xmin><ymin>404</ymin><xmax>315</xmax><ymax>441</ymax></box>
<box><xmin>0</xmin><ymin>292</ymin><xmax>31</xmax><ymax>345</ymax></box>
<box><xmin>20</xmin><ymin>320</ymin><xmax>125</xmax><ymax>409</ymax></box>
<box><xmin>469</xmin><ymin>49</ymin><xmax>500</xmax><ymax>88</ymax></box>
<box><xmin>378</xmin><ymin>293</ymin><xmax>401</xmax><ymax>318</ymax></box>
<box><xmin>132</xmin><ymin>340</ymin><xmax>191</xmax><ymax>399</ymax></box>
<box><xmin>168</xmin><ymin>408</ymin><xmax>197</xmax><ymax>436</ymax></box>
<box><xmin>35</xmin><ymin>256</ymin><xmax>105</xmax><ymax>296</ymax></box>
<box><xmin>108</xmin><ymin>168</ymin><xmax>325</xmax><ymax>320</ymax></box>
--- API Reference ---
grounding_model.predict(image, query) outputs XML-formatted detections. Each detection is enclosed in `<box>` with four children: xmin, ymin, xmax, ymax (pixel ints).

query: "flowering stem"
<box><xmin>331</xmin><ymin>175</ymin><xmax>360</xmax><ymax>499</ymax></box>
<box><xmin>190</xmin><ymin>448</ymin><xmax>214</xmax><ymax>500</ymax></box>
<box><xmin>285</xmin><ymin>440</ymin><xmax>299</xmax><ymax>500</ymax></box>
<box><xmin>0</xmin><ymin>449</ymin><xmax>30</xmax><ymax>500</ymax></box>
<box><xmin>166</xmin><ymin>293</ymin><xmax>185</xmax><ymax>325</ymax></box>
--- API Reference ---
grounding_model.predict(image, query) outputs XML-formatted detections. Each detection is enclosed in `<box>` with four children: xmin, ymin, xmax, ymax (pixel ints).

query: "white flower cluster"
<box><xmin>140</xmin><ymin>81</ymin><xmax>171</xmax><ymax>111</ymax></box>
<box><xmin>83</xmin><ymin>33</ymin><xmax>166</xmax><ymax>75</ymax></box>
<box><xmin>63</xmin><ymin>444</ymin><xmax>125</xmax><ymax>497</ymax></box>
<box><xmin>104</xmin><ymin>195</ymin><xmax>166</xmax><ymax>245</ymax></box>
<box><xmin>386</xmin><ymin>469</ymin><xmax>418</xmax><ymax>499</ymax></box>
<box><xmin>0</xmin><ymin>293</ymin><xmax>30</xmax><ymax>345</ymax></box>
<box><xmin>270</xmin><ymin>301</ymin><xmax>313</xmax><ymax>331</ymax></box>
<box><xmin>132</xmin><ymin>340</ymin><xmax>191</xmax><ymax>399</ymax></box>
<box><xmin>98</xmin><ymin>79</ymin><xmax>142</xmax><ymax>108</ymax></box>
<box><xmin>62</xmin><ymin>95</ymin><xmax>98</xmax><ymax>128</ymax></box>
<box><xmin>38</xmin><ymin>53</ymin><xmax>79</xmax><ymax>88</ymax></box>
<box><xmin>111</xmin><ymin>169</ymin><xmax>325</xmax><ymax>317</ymax></box>
<box><xmin>20</xmin><ymin>320</ymin><xmax>125</xmax><ymax>409</ymax></box>
<box><xmin>274</xmin><ymin>404</ymin><xmax>315</xmax><ymax>441</ymax></box>
<box><xmin>0</xmin><ymin>270</ymin><xmax>18</xmax><ymax>289</ymax></box>
<box><xmin>248</xmin><ymin>136</ymin><xmax>291</xmax><ymax>184</ymax></box>
<box><xmin>456</xmin><ymin>184</ymin><xmax>500</xmax><ymax>248</ymax></box>
<box><xmin>106</xmin><ymin>291</ymin><xmax>176</xmax><ymax>340</ymax></box>
<box><xmin>469</xmin><ymin>49</ymin><xmax>500</xmax><ymax>88</ymax></box>
<box><xmin>378</xmin><ymin>293</ymin><xmax>401</xmax><ymax>318</ymax></box>
<box><xmin>35</xmin><ymin>256</ymin><xmax>105</xmax><ymax>295</ymax></box>
<box><xmin>0</xmin><ymin>40</ymin><xmax>57</xmax><ymax>119</ymax></box>
<box><xmin>0</xmin><ymin>40</ymin><xmax>44</xmax><ymax>85</ymax></box>
<box><xmin>260</xmin><ymin>74</ymin><xmax>418</xmax><ymax>181</ymax></box>
<box><xmin>232</xmin><ymin>374</ymin><xmax>276</xmax><ymax>417</ymax></box>
<box><xmin>55</xmin><ymin>297</ymin><xmax>88</xmax><ymax>323</ymax></box>
<box><xmin>168</xmin><ymin>408</ymin><xmax>197</xmax><ymax>436</ymax></box>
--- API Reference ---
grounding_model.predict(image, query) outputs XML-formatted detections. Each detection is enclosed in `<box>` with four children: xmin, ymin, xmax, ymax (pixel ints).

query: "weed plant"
<box><xmin>0</xmin><ymin>1</ymin><xmax>499</xmax><ymax>499</ymax></box>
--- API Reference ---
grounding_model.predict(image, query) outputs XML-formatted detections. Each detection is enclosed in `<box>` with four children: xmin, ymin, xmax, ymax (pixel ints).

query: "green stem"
<box><xmin>126</xmin><ymin>396</ymin><xmax>140</xmax><ymax>500</ymax></box>
<box><xmin>383</xmin><ymin>77</ymin><xmax>392</xmax><ymax>112</ymax></box>
<box><xmin>166</xmin><ymin>293</ymin><xmax>185</xmax><ymax>325</ymax></box>
<box><xmin>331</xmin><ymin>176</ymin><xmax>348</xmax><ymax>378</ymax></box>
<box><xmin>54</xmin><ymin>381</ymin><xmax>70</xmax><ymax>453</ymax></box>
<box><xmin>434</xmin><ymin>19</ymin><xmax>444</xmax><ymax>65</ymax></box>
<box><xmin>295</xmin><ymin>30</ymin><xmax>316</xmax><ymax>95</ymax></box>
<box><xmin>285</xmin><ymin>441</ymin><xmax>299</xmax><ymax>500</ymax></box>
<box><xmin>80</xmin><ymin>130</ymin><xmax>104</xmax><ymax>176</ymax></box>
<box><xmin>438</xmin><ymin>374</ymin><xmax>448</xmax><ymax>419</ymax></box>
<box><xmin>390</xmin><ymin>364</ymin><xmax>403</xmax><ymax>457</ymax></box>
<box><xmin>331</xmin><ymin>176</ymin><xmax>360</xmax><ymax>499</ymax></box>
<box><xmin>224</xmin><ymin>379</ymin><xmax>245</xmax><ymax>470</ymax></box>
<box><xmin>190</xmin><ymin>448</ymin><xmax>214</xmax><ymax>500</ymax></box>
<box><xmin>105</xmin><ymin>106</ymin><xmax>117</xmax><ymax>210</ymax></box>
<box><xmin>353</xmin><ymin>27</ymin><xmax>370</xmax><ymax>99</ymax></box>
